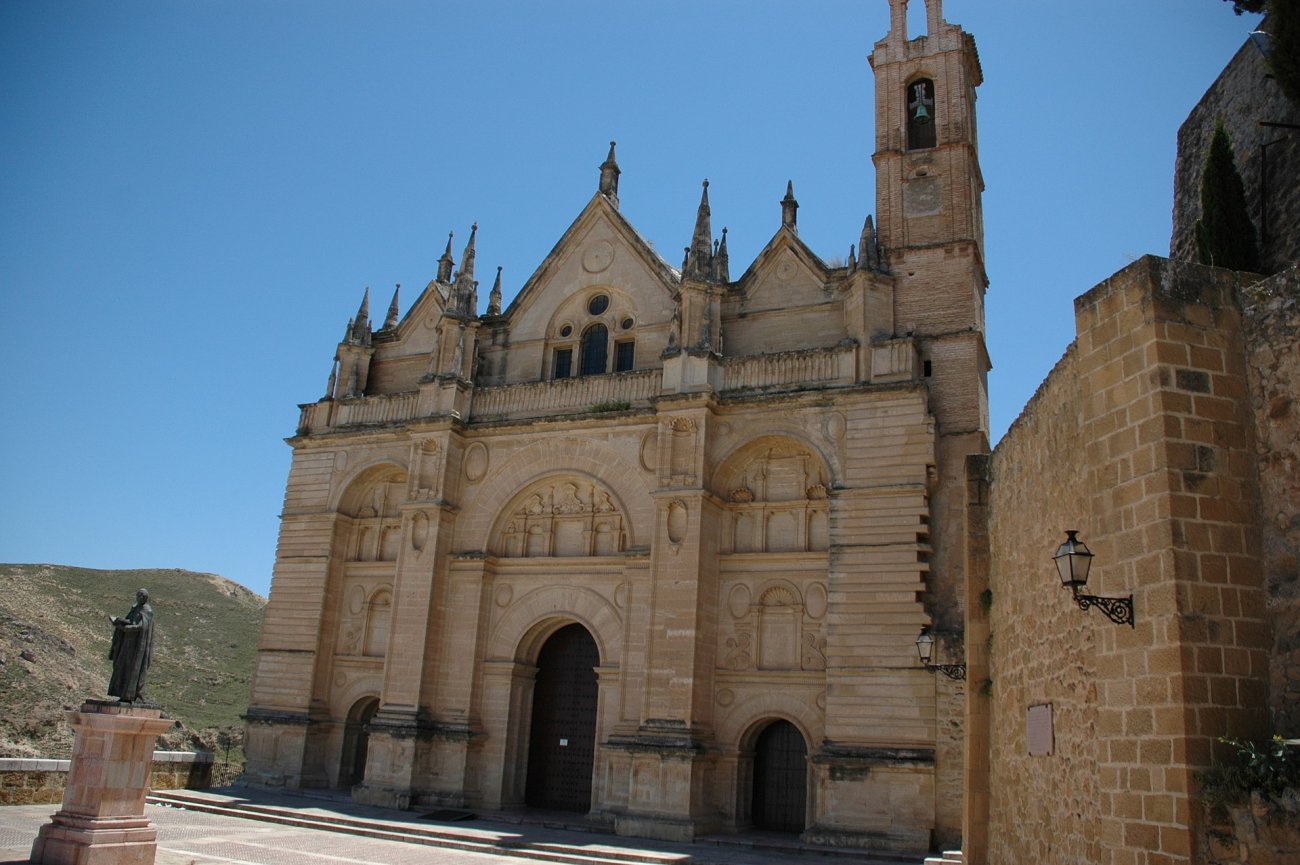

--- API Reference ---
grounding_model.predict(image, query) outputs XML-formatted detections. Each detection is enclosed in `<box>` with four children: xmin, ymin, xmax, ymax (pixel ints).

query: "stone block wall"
<box><xmin>0</xmin><ymin>751</ymin><xmax>214</xmax><ymax>805</ymax></box>
<box><xmin>1170</xmin><ymin>30</ymin><xmax>1300</xmax><ymax>276</ymax></box>
<box><xmin>967</xmin><ymin>257</ymin><xmax>1275</xmax><ymax>865</ymax></box>
<box><xmin>1238</xmin><ymin>264</ymin><xmax>1300</xmax><ymax>736</ymax></box>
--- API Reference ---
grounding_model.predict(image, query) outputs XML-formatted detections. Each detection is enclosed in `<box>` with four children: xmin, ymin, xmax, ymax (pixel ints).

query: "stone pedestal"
<box><xmin>30</xmin><ymin>701</ymin><xmax>172</xmax><ymax>865</ymax></box>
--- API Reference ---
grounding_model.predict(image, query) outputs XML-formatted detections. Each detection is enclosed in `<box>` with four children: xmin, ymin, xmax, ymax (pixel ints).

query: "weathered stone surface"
<box><xmin>1171</xmin><ymin>29</ymin><xmax>1300</xmax><ymax>276</ymax></box>
<box><xmin>969</xmin><ymin>257</ymin><xmax>1282</xmax><ymax>865</ymax></box>
<box><xmin>244</xmin><ymin>2</ymin><xmax>989</xmax><ymax>854</ymax></box>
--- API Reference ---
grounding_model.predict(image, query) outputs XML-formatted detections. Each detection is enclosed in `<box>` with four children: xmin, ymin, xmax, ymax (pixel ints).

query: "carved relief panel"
<box><xmin>335</xmin><ymin>581</ymin><xmax>394</xmax><ymax>659</ymax></box>
<box><xmin>720</xmin><ymin>580</ymin><xmax>827</xmax><ymax>672</ymax></box>
<box><xmin>409</xmin><ymin>438</ymin><xmax>444</xmax><ymax>501</ymax></box>
<box><xmin>493</xmin><ymin>479</ymin><xmax>627</xmax><ymax>558</ymax></box>
<box><xmin>717</xmin><ymin>442</ymin><xmax>830</xmax><ymax>553</ymax></box>
<box><xmin>345</xmin><ymin>473</ymin><xmax>406</xmax><ymax>562</ymax></box>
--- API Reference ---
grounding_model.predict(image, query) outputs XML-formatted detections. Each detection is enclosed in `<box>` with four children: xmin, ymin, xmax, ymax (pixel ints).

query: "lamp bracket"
<box><xmin>1073</xmin><ymin>589</ymin><xmax>1135</xmax><ymax>628</ymax></box>
<box><xmin>926</xmin><ymin>663</ymin><xmax>967</xmax><ymax>681</ymax></box>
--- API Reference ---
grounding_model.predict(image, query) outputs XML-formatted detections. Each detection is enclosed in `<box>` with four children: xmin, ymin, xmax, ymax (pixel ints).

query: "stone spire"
<box><xmin>683</xmin><ymin>180</ymin><xmax>715</xmax><ymax>281</ymax></box>
<box><xmin>487</xmin><ymin>266</ymin><xmax>503</xmax><ymax>316</ymax></box>
<box><xmin>437</xmin><ymin>232</ymin><xmax>455</xmax><ymax>283</ymax></box>
<box><xmin>383</xmin><ymin>284</ymin><xmax>400</xmax><ymax>329</ymax></box>
<box><xmin>714</xmin><ymin>227</ymin><xmax>730</xmax><ymax>283</ymax></box>
<box><xmin>459</xmin><ymin>223</ymin><xmax>478</xmax><ymax>281</ymax></box>
<box><xmin>598</xmin><ymin>140</ymin><xmax>621</xmax><ymax>207</ymax></box>
<box><xmin>452</xmin><ymin>224</ymin><xmax>479</xmax><ymax>316</ymax></box>
<box><xmin>324</xmin><ymin>357</ymin><xmax>338</xmax><ymax>399</ymax></box>
<box><xmin>781</xmin><ymin>180</ymin><xmax>799</xmax><ymax>231</ymax></box>
<box><xmin>848</xmin><ymin>243</ymin><xmax>857</xmax><ymax>272</ymax></box>
<box><xmin>859</xmin><ymin>215</ymin><xmax>881</xmax><ymax>272</ymax></box>
<box><xmin>347</xmin><ymin>288</ymin><xmax>372</xmax><ymax>345</ymax></box>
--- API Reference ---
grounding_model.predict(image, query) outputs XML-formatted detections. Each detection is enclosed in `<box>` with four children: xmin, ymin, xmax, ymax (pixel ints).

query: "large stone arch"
<box><xmin>711</xmin><ymin>433</ymin><xmax>835</xmax><ymax>500</ymax></box>
<box><xmin>486</xmin><ymin>583</ymin><xmax>623</xmax><ymax>665</ymax></box>
<box><xmin>330</xmin><ymin>458</ymin><xmax>408</xmax><ymax>514</ymax></box>
<box><xmin>716</xmin><ymin>690</ymin><xmax>823</xmax><ymax>753</ymax></box>
<box><xmin>486</xmin><ymin>473</ymin><xmax>633</xmax><ymax>558</ymax></box>
<box><xmin>711</xmin><ymin>434</ymin><xmax>834</xmax><ymax>555</ymax></box>
<box><xmin>455</xmin><ymin>435</ymin><xmax>652</xmax><ymax>552</ymax></box>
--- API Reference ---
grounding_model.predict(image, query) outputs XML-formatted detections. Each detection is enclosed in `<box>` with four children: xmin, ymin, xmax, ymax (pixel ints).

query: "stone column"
<box><xmin>30</xmin><ymin>701</ymin><xmax>173</xmax><ymax>865</ymax></box>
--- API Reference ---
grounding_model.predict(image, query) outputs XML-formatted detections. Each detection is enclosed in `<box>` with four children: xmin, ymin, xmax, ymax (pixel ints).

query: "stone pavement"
<box><xmin>1</xmin><ymin>787</ymin><xmax>933</xmax><ymax>865</ymax></box>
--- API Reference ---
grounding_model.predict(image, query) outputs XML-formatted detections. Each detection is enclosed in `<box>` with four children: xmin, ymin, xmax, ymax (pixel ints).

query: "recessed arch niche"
<box><xmin>712</xmin><ymin>436</ymin><xmax>831</xmax><ymax>554</ymax></box>
<box><xmin>490</xmin><ymin>476</ymin><xmax>629</xmax><ymax>558</ymax></box>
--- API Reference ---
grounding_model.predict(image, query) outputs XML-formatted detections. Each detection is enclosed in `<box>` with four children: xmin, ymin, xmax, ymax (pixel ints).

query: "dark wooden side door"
<box><xmin>752</xmin><ymin>720</ymin><xmax>807</xmax><ymax>833</ymax></box>
<box><xmin>525</xmin><ymin>624</ymin><xmax>599</xmax><ymax>811</ymax></box>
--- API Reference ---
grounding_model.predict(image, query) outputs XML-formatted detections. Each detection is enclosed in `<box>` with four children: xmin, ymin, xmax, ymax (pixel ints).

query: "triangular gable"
<box><xmin>371</xmin><ymin>276</ymin><xmax>449</xmax><ymax>357</ymax></box>
<box><xmin>502</xmin><ymin>193</ymin><xmax>680</xmax><ymax>326</ymax></box>
<box><xmin>732</xmin><ymin>226</ymin><xmax>832</xmax><ymax>313</ymax></box>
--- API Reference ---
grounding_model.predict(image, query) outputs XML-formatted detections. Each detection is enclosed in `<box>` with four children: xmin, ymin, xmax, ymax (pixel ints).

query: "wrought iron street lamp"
<box><xmin>1053</xmin><ymin>530</ymin><xmax>1134</xmax><ymax>627</ymax></box>
<box><xmin>916</xmin><ymin>626</ymin><xmax>966</xmax><ymax>680</ymax></box>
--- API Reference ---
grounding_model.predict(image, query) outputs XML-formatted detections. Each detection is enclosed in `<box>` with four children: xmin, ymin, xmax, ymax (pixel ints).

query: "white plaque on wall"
<box><xmin>1027</xmin><ymin>703</ymin><xmax>1054</xmax><ymax>756</ymax></box>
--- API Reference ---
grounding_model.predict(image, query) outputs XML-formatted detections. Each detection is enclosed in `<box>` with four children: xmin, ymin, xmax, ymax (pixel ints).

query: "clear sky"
<box><xmin>0</xmin><ymin>1</ymin><xmax>1262</xmax><ymax>597</ymax></box>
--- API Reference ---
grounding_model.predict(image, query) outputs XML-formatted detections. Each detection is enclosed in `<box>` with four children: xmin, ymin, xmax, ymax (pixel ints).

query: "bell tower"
<box><xmin>871</xmin><ymin>0</ymin><xmax>989</xmax><ymax>632</ymax></box>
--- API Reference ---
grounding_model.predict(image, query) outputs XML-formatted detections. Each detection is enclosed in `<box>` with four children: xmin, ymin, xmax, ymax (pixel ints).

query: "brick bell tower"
<box><xmin>871</xmin><ymin>0</ymin><xmax>989</xmax><ymax>639</ymax></box>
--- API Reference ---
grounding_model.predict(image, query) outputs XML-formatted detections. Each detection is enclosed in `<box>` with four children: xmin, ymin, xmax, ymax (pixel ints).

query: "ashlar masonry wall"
<box><xmin>968</xmin><ymin>256</ymin><xmax>1274</xmax><ymax>865</ymax></box>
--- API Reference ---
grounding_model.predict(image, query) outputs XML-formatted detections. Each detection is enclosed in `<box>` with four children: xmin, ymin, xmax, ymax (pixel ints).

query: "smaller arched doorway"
<box><xmin>339</xmin><ymin>696</ymin><xmax>379</xmax><ymax>789</ymax></box>
<box><xmin>525</xmin><ymin>623</ymin><xmax>600</xmax><ymax>812</ymax></box>
<box><xmin>751</xmin><ymin>719</ymin><xmax>808</xmax><ymax>833</ymax></box>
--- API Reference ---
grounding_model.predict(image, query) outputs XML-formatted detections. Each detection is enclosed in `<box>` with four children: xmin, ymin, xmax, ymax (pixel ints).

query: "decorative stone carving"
<box><xmin>346</xmin><ymin>473</ymin><xmax>405</xmax><ymax>562</ymax></box>
<box><xmin>724</xmin><ymin>628</ymin><xmax>753</xmax><ymax>670</ymax></box>
<box><xmin>719</xmin><ymin>580</ymin><xmax>828</xmax><ymax>673</ymax></box>
<box><xmin>494</xmin><ymin>480</ymin><xmax>627</xmax><ymax>557</ymax></box>
<box><xmin>715</xmin><ymin>441</ymin><xmax>830</xmax><ymax>554</ymax></box>
<box><xmin>464</xmin><ymin>442</ymin><xmax>489</xmax><ymax>482</ymax></box>
<box><xmin>728</xmin><ymin>584</ymin><xmax>751</xmax><ymax>619</ymax></box>
<box><xmin>336</xmin><ymin>582</ymin><xmax>393</xmax><ymax>659</ymax></box>
<box><xmin>411</xmin><ymin>439</ymin><xmax>443</xmax><ymax>499</ymax></box>
<box><xmin>666</xmin><ymin>499</ymin><xmax>688</xmax><ymax>546</ymax></box>
<box><xmin>411</xmin><ymin>511</ymin><xmax>430</xmax><ymax>552</ymax></box>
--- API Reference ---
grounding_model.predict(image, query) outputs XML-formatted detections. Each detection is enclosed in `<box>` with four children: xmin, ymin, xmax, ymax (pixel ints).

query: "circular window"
<box><xmin>559</xmin><ymin>324</ymin><xmax>573</xmax><ymax>338</ymax></box>
<box><xmin>588</xmin><ymin>294</ymin><xmax>609</xmax><ymax>316</ymax></box>
<box><xmin>621</xmin><ymin>317</ymin><xmax>634</xmax><ymax>330</ymax></box>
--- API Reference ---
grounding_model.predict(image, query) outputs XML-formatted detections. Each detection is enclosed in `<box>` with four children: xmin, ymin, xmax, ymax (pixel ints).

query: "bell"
<box><xmin>913</xmin><ymin>103</ymin><xmax>930</xmax><ymax>124</ymax></box>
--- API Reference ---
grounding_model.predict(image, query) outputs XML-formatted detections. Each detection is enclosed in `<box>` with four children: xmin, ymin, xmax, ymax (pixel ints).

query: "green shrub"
<box><xmin>1197</xmin><ymin>736</ymin><xmax>1300</xmax><ymax>821</ymax></box>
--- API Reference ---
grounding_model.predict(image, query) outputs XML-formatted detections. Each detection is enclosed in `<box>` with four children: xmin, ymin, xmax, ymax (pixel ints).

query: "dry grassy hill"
<box><xmin>0</xmin><ymin>563</ymin><xmax>264</xmax><ymax>765</ymax></box>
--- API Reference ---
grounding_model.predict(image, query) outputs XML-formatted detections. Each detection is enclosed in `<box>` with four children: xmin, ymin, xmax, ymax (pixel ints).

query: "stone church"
<box><xmin>244</xmin><ymin>0</ymin><xmax>987</xmax><ymax>853</ymax></box>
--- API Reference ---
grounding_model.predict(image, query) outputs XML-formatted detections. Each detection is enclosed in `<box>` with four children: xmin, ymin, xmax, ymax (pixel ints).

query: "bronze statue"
<box><xmin>108</xmin><ymin>588</ymin><xmax>154</xmax><ymax>703</ymax></box>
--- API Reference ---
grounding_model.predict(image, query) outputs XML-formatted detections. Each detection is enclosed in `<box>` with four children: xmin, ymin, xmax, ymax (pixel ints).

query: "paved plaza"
<box><xmin>1</xmin><ymin>788</ymin><xmax>931</xmax><ymax>865</ymax></box>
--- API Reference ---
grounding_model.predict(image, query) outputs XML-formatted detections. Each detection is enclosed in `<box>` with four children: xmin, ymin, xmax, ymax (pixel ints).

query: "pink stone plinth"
<box><xmin>30</xmin><ymin>701</ymin><xmax>173</xmax><ymax>865</ymax></box>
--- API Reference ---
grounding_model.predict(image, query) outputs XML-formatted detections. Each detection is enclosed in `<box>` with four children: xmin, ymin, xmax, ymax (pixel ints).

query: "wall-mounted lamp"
<box><xmin>1053</xmin><ymin>530</ymin><xmax>1134</xmax><ymax>628</ymax></box>
<box><xmin>916</xmin><ymin>626</ymin><xmax>966</xmax><ymax>680</ymax></box>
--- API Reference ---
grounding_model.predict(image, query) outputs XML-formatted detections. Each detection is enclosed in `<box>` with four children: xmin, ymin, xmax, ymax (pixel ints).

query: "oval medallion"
<box><xmin>464</xmin><ymin>442</ymin><xmax>489</xmax><ymax>482</ymax></box>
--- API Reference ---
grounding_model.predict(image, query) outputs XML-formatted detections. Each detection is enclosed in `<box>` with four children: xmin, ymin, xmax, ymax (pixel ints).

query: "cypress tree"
<box><xmin>1195</xmin><ymin>121</ymin><xmax>1259</xmax><ymax>271</ymax></box>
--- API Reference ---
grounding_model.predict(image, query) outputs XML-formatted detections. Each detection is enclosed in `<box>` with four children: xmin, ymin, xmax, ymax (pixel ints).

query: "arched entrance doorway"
<box><xmin>751</xmin><ymin>720</ymin><xmax>807</xmax><ymax>833</ymax></box>
<box><xmin>339</xmin><ymin>696</ymin><xmax>379</xmax><ymax>789</ymax></box>
<box><xmin>525</xmin><ymin>623</ymin><xmax>599</xmax><ymax>812</ymax></box>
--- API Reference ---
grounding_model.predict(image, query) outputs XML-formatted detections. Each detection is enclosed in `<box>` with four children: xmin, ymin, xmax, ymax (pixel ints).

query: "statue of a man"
<box><xmin>108</xmin><ymin>588</ymin><xmax>155</xmax><ymax>704</ymax></box>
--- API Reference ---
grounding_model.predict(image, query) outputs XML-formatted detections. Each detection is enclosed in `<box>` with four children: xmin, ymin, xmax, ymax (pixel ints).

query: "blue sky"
<box><xmin>0</xmin><ymin>1</ymin><xmax>1261</xmax><ymax>597</ymax></box>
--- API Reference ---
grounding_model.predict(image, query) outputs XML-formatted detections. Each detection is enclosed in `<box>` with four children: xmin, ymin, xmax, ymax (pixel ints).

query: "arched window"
<box><xmin>579</xmin><ymin>324</ymin><xmax>608</xmax><ymax>376</ymax></box>
<box><xmin>906</xmin><ymin>78</ymin><xmax>936</xmax><ymax>150</ymax></box>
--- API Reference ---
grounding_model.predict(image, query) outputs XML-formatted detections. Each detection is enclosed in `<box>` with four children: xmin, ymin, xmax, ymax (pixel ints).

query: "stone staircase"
<box><xmin>924</xmin><ymin>852</ymin><xmax>963</xmax><ymax>865</ymax></box>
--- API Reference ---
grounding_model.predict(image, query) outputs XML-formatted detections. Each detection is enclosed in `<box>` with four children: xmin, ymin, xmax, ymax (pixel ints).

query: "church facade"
<box><xmin>244</xmin><ymin>0</ymin><xmax>988</xmax><ymax>853</ymax></box>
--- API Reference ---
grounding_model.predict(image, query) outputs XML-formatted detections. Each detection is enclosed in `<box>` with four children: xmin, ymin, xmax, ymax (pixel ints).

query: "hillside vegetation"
<box><xmin>0</xmin><ymin>564</ymin><xmax>265</xmax><ymax>761</ymax></box>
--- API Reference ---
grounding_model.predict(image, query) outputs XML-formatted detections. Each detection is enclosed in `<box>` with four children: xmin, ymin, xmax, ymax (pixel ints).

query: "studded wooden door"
<box><xmin>525</xmin><ymin>624</ymin><xmax>599</xmax><ymax>812</ymax></box>
<box><xmin>752</xmin><ymin>720</ymin><xmax>807</xmax><ymax>833</ymax></box>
